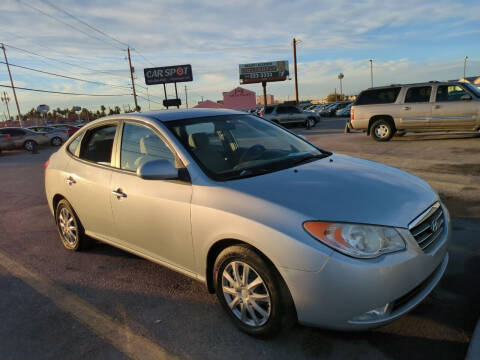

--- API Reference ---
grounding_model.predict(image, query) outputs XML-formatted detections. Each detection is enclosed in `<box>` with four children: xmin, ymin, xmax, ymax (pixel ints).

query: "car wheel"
<box><xmin>51</xmin><ymin>136</ymin><xmax>63</xmax><ymax>146</ymax></box>
<box><xmin>24</xmin><ymin>140</ymin><xmax>37</xmax><ymax>151</ymax></box>
<box><xmin>371</xmin><ymin>119</ymin><xmax>395</xmax><ymax>141</ymax></box>
<box><xmin>214</xmin><ymin>245</ymin><xmax>295</xmax><ymax>338</ymax></box>
<box><xmin>55</xmin><ymin>199</ymin><xmax>90</xmax><ymax>251</ymax></box>
<box><xmin>305</xmin><ymin>118</ymin><xmax>315</xmax><ymax>129</ymax></box>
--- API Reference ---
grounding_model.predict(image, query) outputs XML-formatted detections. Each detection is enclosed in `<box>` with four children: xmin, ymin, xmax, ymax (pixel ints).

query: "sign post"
<box><xmin>144</xmin><ymin>65</ymin><xmax>193</xmax><ymax>109</ymax></box>
<box><xmin>239</xmin><ymin>61</ymin><xmax>289</xmax><ymax>107</ymax></box>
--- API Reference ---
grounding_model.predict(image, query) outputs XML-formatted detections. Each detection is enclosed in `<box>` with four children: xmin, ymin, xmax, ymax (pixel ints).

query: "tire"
<box><xmin>55</xmin><ymin>199</ymin><xmax>91</xmax><ymax>251</ymax></box>
<box><xmin>24</xmin><ymin>140</ymin><xmax>37</xmax><ymax>151</ymax></box>
<box><xmin>305</xmin><ymin>118</ymin><xmax>316</xmax><ymax>130</ymax></box>
<box><xmin>214</xmin><ymin>245</ymin><xmax>295</xmax><ymax>338</ymax></box>
<box><xmin>51</xmin><ymin>137</ymin><xmax>63</xmax><ymax>146</ymax></box>
<box><xmin>371</xmin><ymin>119</ymin><xmax>395</xmax><ymax>141</ymax></box>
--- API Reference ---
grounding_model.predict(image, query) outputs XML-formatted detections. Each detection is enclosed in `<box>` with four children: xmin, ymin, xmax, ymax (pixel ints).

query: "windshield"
<box><xmin>166</xmin><ymin>114</ymin><xmax>329</xmax><ymax>181</ymax></box>
<box><xmin>463</xmin><ymin>83</ymin><xmax>480</xmax><ymax>97</ymax></box>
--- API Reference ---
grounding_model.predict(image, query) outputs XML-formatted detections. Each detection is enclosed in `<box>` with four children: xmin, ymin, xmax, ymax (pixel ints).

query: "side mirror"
<box><xmin>137</xmin><ymin>159</ymin><xmax>178</xmax><ymax>180</ymax></box>
<box><xmin>461</xmin><ymin>94</ymin><xmax>472</xmax><ymax>101</ymax></box>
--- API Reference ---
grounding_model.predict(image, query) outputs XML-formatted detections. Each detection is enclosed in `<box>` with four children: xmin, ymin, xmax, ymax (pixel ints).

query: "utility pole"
<box><xmin>184</xmin><ymin>85</ymin><xmax>188</xmax><ymax>108</ymax></box>
<box><xmin>1</xmin><ymin>44</ymin><xmax>23</xmax><ymax>127</ymax></box>
<box><xmin>146</xmin><ymin>87</ymin><xmax>151</xmax><ymax>110</ymax></box>
<box><xmin>127</xmin><ymin>47</ymin><xmax>139</xmax><ymax>111</ymax></box>
<box><xmin>293</xmin><ymin>38</ymin><xmax>300</xmax><ymax>105</ymax></box>
<box><xmin>464</xmin><ymin>56</ymin><xmax>468</xmax><ymax>80</ymax></box>
<box><xmin>1</xmin><ymin>91</ymin><xmax>11</xmax><ymax>121</ymax></box>
<box><xmin>369</xmin><ymin>59</ymin><xmax>373</xmax><ymax>88</ymax></box>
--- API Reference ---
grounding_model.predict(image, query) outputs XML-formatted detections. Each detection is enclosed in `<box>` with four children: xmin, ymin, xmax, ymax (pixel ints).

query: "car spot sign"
<box><xmin>144</xmin><ymin>64</ymin><xmax>193</xmax><ymax>85</ymax></box>
<box><xmin>239</xmin><ymin>61</ymin><xmax>289</xmax><ymax>84</ymax></box>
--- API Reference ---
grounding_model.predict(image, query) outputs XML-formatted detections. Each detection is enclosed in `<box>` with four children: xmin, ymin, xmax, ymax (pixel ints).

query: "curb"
<box><xmin>466</xmin><ymin>319</ymin><xmax>480</xmax><ymax>359</ymax></box>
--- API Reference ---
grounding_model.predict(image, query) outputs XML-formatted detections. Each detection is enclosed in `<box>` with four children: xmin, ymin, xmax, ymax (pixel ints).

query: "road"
<box><xmin>0</xmin><ymin>119</ymin><xmax>479</xmax><ymax>359</ymax></box>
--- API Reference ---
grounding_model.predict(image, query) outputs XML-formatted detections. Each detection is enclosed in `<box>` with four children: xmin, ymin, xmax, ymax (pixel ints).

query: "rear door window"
<box><xmin>355</xmin><ymin>87</ymin><xmax>401</xmax><ymax>105</ymax></box>
<box><xmin>79</xmin><ymin>124</ymin><xmax>117</xmax><ymax>165</ymax></box>
<box><xmin>405</xmin><ymin>86</ymin><xmax>432</xmax><ymax>103</ymax></box>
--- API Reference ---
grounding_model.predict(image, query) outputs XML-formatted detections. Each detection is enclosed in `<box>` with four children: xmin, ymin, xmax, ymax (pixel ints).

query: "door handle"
<box><xmin>434</xmin><ymin>105</ymin><xmax>441</xmax><ymax>109</ymax></box>
<box><xmin>403</xmin><ymin>106</ymin><xmax>410</xmax><ymax>110</ymax></box>
<box><xmin>112</xmin><ymin>188</ymin><xmax>127</xmax><ymax>199</ymax></box>
<box><xmin>66</xmin><ymin>176</ymin><xmax>76</xmax><ymax>186</ymax></box>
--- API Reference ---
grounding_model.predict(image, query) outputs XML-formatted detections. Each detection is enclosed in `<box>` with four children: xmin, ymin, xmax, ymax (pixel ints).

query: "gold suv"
<box><xmin>350</xmin><ymin>81</ymin><xmax>480</xmax><ymax>141</ymax></box>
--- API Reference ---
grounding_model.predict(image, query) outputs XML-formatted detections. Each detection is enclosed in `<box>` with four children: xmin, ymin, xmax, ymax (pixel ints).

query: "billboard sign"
<box><xmin>163</xmin><ymin>98</ymin><xmax>181</xmax><ymax>107</ymax></box>
<box><xmin>239</xmin><ymin>61</ymin><xmax>289</xmax><ymax>84</ymax></box>
<box><xmin>144</xmin><ymin>65</ymin><xmax>193</xmax><ymax>85</ymax></box>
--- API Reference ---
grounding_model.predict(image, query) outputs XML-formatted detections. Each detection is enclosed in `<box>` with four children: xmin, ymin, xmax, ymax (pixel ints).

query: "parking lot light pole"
<box><xmin>369</xmin><ymin>59</ymin><xmax>373</xmax><ymax>88</ymax></box>
<box><xmin>338</xmin><ymin>73</ymin><xmax>344</xmax><ymax>100</ymax></box>
<box><xmin>464</xmin><ymin>56</ymin><xmax>468</xmax><ymax>79</ymax></box>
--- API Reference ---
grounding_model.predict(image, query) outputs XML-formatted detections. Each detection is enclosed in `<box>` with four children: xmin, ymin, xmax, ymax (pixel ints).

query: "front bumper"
<box><xmin>280</xmin><ymin>210</ymin><xmax>450</xmax><ymax>330</ymax></box>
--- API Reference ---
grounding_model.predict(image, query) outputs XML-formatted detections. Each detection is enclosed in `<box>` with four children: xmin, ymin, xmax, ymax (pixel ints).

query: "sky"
<box><xmin>0</xmin><ymin>0</ymin><xmax>479</xmax><ymax>114</ymax></box>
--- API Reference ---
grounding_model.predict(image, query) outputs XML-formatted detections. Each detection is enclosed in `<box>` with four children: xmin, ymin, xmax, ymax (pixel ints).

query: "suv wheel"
<box><xmin>214</xmin><ymin>245</ymin><xmax>295</xmax><ymax>338</ymax></box>
<box><xmin>371</xmin><ymin>119</ymin><xmax>395</xmax><ymax>141</ymax></box>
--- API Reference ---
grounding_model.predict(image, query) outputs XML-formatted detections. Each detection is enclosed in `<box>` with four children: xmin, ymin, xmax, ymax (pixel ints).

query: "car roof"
<box><xmin>109</xmin><ymin>108</ymin><xmax>245</xmax><ymax>123</ymax></box>
<box><xmin>363</xmin><ymin>81</ymin><xmax>462</xmax><ymax>91</ymax></box>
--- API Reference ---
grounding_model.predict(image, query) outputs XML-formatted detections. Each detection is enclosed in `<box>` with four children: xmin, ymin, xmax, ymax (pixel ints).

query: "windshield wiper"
<box><xmin>288</xmin><ymin>153</ymin><xmax>330</xmax><ymax>166</ymax></box>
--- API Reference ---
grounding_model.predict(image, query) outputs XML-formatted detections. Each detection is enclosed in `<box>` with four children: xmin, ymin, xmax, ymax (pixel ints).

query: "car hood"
<box><xmin>226</xmin><ymin>154</ymin><xmax>437</xmax><ymax>228</ymax></box>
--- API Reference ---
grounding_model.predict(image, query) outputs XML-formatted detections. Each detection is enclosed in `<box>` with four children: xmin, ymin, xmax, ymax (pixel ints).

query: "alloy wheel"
<box><xmin>25</xmin><ymin>141</ymin><xmax>34</xmax><ymax>151</ymax></box>
<box><xmin>221</xmin><ymin>261</ymin><xmax>271</xmax><ymax>327</ymax></box>
<box><xmin>58</xmin><ymin>207</ymin><xmax>78</xmax><ymax>245</ymax></box>
<box><xmin>52</xmin><ymin>137</ymin><xmax>62</xmax><ymax>146</ymax></box>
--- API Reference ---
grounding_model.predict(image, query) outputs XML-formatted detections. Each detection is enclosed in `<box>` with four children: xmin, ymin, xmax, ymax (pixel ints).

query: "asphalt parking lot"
<box><xmin>0</xmin><ymin>118</ymin><xmax>479</xmax><ymax>360</ymax></box>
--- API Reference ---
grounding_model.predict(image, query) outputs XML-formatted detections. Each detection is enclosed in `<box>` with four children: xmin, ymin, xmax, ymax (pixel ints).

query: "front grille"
<box><xmin>410</xmin><ymin>205</ymin><xmax>444</xmax><ymax>251</ymax></box>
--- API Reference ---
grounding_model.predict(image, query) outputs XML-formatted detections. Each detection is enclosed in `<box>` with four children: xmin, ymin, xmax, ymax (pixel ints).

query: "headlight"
<box><xmin>303</xmin><ymin>221</ymin><xmax>405</xmax><ymax>258</ymax></box>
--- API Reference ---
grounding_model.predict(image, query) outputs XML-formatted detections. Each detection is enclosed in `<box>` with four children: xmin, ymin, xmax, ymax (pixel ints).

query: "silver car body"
<box><xmin>0</xmin><ymin>133</ymin><xmax>14</xmax><ymax>150</ymax></box>
<box><xmin>262</xmin><ymin>105</ymin><xmax>320</xmax><ymax>125</ymax></box>
<box><xmin>0</xmin><ymin>127</ymin><xmax>50</xmax><ymax>149</ymax></box>
<box><xmin>28</xmin><ymin>126</ymin><xmax>69</xmax><ymax>145</ymax></box>
<box><xmin>45</xmin><ymin>109</ymin><xmax>450</xmax><ymax>330</ymax></box>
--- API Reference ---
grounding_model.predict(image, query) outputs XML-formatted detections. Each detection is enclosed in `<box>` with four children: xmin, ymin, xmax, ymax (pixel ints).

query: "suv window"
<box><xmin>79</xmin><ymin>124</ymin><xmax>117</xmax><ymax>165</ymax></box>
<box><xmin>120</xmin><ymin>123</ymin><xmax>175</xmax><ymax>172</ymax></box>
<box><xmin>264</xmin><ymin>106</ymin><xmax>274</xmax><ymax>114</ymax></box>
<box><xmin>355</xmin><ymin>87</ymin><xmax>401</xmax><ymax>105</ymax></box>
<box><xmin>436</xmin><ymin>85</ymin><xmax>468</xmax><ymax>102</ymax></box>
<box><xmin>405</xmin><ymin>86</ymin><xmax>432</xmax><ymax>103</ymax></box>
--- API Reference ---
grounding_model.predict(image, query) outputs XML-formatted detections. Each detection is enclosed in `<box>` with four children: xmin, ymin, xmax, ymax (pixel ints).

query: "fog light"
<box><xmin>350</xmin><ymin>303</ymin><xmax>391</xmax><ymax>322</ymax></box>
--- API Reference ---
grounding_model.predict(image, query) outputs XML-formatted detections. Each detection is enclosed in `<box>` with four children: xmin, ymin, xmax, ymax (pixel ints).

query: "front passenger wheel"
<box><xmin>371</xmin><ymin>119</ymin><xmax>395</xmax><ymax>141</ymax></box>
<box><xmin>214</xmin><ymin>245</ymin><xmax>295</xmax><ymax>337</ymax></box>
<box><xmin>55</xmin><ymin>199</ymin><xmax>90</xmax><ymax>251</ymax></box>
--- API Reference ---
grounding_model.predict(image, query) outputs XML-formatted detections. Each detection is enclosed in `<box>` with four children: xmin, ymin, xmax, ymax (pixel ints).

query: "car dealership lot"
<box><xmin>0</xmin><ymin>118</ymin><xmax>479</xmax><ymax>359</ymax></box>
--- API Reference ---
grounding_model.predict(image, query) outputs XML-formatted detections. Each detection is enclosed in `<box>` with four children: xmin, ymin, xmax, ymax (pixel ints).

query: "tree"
<box><xmin>326</xmin><ymin>93</ymin><xmax>345</xmax><ymax>102</ymax></box>
<box><xmin>100</xmin><ymin>105</ymin><xmax>106</xmax><ymax>116</ymax></box>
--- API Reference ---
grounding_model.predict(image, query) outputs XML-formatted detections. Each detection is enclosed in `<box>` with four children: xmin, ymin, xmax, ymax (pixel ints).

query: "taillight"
<box><xmin>260</xmin><ymin>110</ymin><xmax>264</xmax><ymax>116</ymax></box>
<box><xmin>60</xmin><ymin>130</ymin><xmax>68</xmax><ymax>134</ymax></box>
<box><xmin>350</xmin><ymin>108</ymin><xmax>354</xmax><ymax>121</ymax></box>
<box><xmin>44</xmin><ymin>160</ymin><xmax>49</xmax><ymax>169</ymax></box>
<box><xmin>42</xmin><ymin>133</ymin><xmax>48</xmax><ymax>137</ymax></box>
<box><xmin>5</xmin><ymin>135</ymin><xmax>11</xmax><ymax>141</ymax></box>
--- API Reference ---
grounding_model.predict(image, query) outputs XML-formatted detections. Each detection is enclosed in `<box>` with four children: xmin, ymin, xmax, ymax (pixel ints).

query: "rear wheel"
<box><xmin>306</xmin><ymin>118</ymin><xmax>316</xmax><ymax>129</ymax></box>
<box><xmin>214</xmin><ymin>245</ymin><xmax>295</xmax><ymax>338</ymax></box>
<box><xmin>24</xmin><ymin>140</ymin><xmax>37</xmax><ymax>151</ymax></box>
<box><xmin>371</xmin><ymin>119</ymin><xmax>395</xmax><ymax>141</ymax></box>
<box><xmin>55</xmin><ymin>199</ymin><xmax>90</xmax><ymax>251</ymax></box>
<box><xmin>51</xmin><ymin>136</ymin><xmax>63</xmax><ymax>146</ymax></box>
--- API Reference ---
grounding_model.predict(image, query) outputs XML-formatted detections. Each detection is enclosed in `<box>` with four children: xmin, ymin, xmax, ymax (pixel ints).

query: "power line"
<box><xmin>2</xmin><ymin>43</ymin><xmax>129</xmax><ymax>80</ymax></box>
<box><xmin>0</xmin><ymin>61</ymin><xmax>132</xmax><ymax>90</ymax></box>
<box><xmin>18</xmin><ymin>0</ymin><xmax>125</xmax><ymax>51</ymax></box>
<box><xmin>136</xmin><ymin>94</ymin><xmax>163</xmax><ymax>106</ymax></box>
<box><xmin>39</xmin><ymin>0</ymin><xmax>130</xmax><ymax>48</ymax></box>
<box><xmin>133</xmin><ymin>49</ymin><xmax>156</xmax><ymax>67</ymax></box>
<box><xmin>0</xmin><ymin>84</ymin><xmax>131</xmax><ymax>97</ymax></box>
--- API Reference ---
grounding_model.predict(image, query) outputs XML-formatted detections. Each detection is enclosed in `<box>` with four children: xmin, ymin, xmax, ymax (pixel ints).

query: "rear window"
<box><xmin>264</xmin><ymin>107</ymin><xmax>274</xmax><ymax>114</ymax></box>
<box><xmin>355</xmin><ymin>87</ymin><xmax>401</xmax><ymax>105</ymax></box>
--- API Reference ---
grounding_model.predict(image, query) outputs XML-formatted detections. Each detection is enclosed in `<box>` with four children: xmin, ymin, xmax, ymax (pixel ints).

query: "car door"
<box><xmin>431</xmin><ymin>84</ymin><xmax>478</xmax><ymax>130</ymax></box>
<box><xmin>110</xmin><ymin>121</ymin><xmax>195</xmax><ymax>273</ymax></box>
<box><xmin>64</xmin><ymin>122</ymin><xmax>118</xmax><ymax>241</ymax></box>
<box><xmin>399</xmin><ymin>86</ymin><xmax>433</xmax><ymax>129</ymax></box>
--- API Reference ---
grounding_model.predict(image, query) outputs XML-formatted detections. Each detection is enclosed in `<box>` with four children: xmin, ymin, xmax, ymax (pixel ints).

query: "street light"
<box><xmin>369</xmin><ymin>59</ymin><xmax>373</xmax><ymax>88</ymax></box>
<box><xmin>338</xmin><ymin>73</ymin><xmax>344</xmax><ymax>100</ymax></box>
<box><xmin>464</xmin><ymin>56</ymin><xmax>468</xmax><ymax>80</ymax></box>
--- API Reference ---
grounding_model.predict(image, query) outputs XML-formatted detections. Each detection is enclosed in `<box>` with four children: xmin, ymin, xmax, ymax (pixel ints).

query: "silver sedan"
<box><xmin>44</xmin><ymin>109</ymin><xmax>450</xmax><ymax>337</ymax></box>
